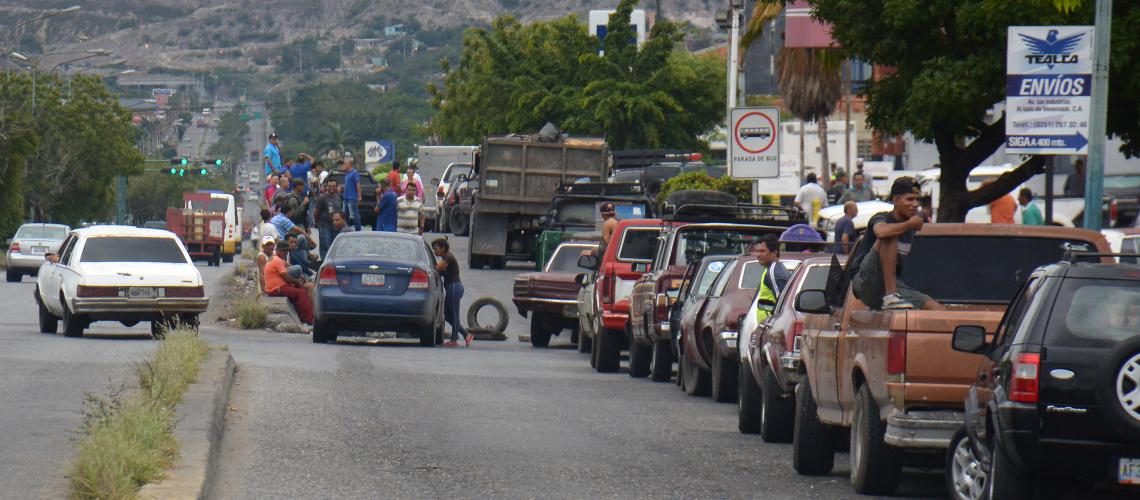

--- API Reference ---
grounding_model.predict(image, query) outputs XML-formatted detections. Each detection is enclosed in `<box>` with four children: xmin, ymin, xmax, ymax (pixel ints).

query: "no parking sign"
<box><xmin>729</xmin><ymin>107</ymin><xmax>780</xmax><ymax>178</ymax></box>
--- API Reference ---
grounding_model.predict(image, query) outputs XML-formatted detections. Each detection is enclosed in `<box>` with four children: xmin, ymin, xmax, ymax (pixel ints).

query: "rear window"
<box><xmin>547</xmin><ymin>245</ymin><xmax>596</xmax><ymax>272</ymax></box>
<box><xmin>16</xmin><ymin>225</ymin><xmax>68</xmax><ymax>240</ymax></box>
<box><xmin>80</xmin><ymin>237</ymin><xmax>186</xmax><ymax>263</ymax></box>
<box><xmin>331</xmin><ymin>237</ymin><xmax>421</xmax><ymax>260</ymax></box>
<box><xmin>900</xmin><ymin>236</ymin><xmax>1099</xmax><ymax>303</ymax></box>
<box><xmin>1047</xmin><ymin>279</ymin><xmax>1140</xmax><ymax>347</ymax></box>
<box><xmin>674</xmin><ymin>228</ymin><xmax>775</xmax><ymax>266</ymax></box>
<box><xmin>801</xmin><ymin>265</ymin><xmax>831</xmax><ymax>292</ymax></box>
<box><xmin>618</xmin><ymin>228</ymin><xmax>659</xmax><ymax>262</ymax></box>
<box><xmin>445</xmin><ymin>166</ymin><xmax>472</xmax><ymax>182</ymax></box>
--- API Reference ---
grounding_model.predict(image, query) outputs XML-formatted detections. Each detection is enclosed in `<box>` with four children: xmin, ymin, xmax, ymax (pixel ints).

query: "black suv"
<box><xmin>946</xmin><ymin>255</ymin><xmax>1140</xmax><ymax>499</ymax></box>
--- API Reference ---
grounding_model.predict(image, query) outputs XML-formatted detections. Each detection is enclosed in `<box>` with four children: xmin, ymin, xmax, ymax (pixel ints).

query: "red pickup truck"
<box><xmin>792</xmin><ymin>224</ymin><xmax>1111</xmax><ymax>495</ymax></box>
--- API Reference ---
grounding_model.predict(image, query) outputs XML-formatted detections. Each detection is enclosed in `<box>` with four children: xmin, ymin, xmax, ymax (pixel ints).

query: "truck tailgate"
<box><xmin>903</xmin><ymin>309</ymin><xmax>1003</xmax><ymax>407</ymax></box>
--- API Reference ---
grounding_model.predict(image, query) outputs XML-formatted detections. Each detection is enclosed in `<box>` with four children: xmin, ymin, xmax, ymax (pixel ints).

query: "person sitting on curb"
<box><xmin>849</xmin><ymin>177</ymin><xmax>944</xmax><ymax>311</ymax></box>
<box><xmin>264</xmin><ymin>240</ymin><xmax>314</xmax><ymax>327</ymax></box>
<box><xmin>256</xmin><ymin>236</ymin><xmax>276</xmax><ymax>293</ymax></box>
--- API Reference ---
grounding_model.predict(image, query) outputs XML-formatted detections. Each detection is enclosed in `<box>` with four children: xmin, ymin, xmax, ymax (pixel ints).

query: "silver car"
<box><xmin>7</xmin><ymin>223</ymin><xmax>70</xmax><ymax>282</ymax></box>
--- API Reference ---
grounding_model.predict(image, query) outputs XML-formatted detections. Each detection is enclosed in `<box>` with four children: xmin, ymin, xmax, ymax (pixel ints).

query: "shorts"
<box><xmin>852</xmin><ymin>249</ymin><xmax>932</xmax><ymax>309</ymax></box>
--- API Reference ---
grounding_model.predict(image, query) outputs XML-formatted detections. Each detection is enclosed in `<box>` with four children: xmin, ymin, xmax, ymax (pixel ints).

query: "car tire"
<box><xmin>760</xmin><ymin>361</ymin><xmax>795</xmax><ymax>443</ymax></box>
<box><xmin>419</xmin><ymin>323</ymin><xmax>436</xmax><ymax>347</ymax></box>
<box><xmin>595</xmin><ymin>328</ymin><xmax>621</xmax><ymax>373</ymax></box>
<box><xmin>312</xmin><ymin>320</ymin><xmax>330</xmax><ymax>343</ymax></box>
<box><xmin>681</xmin><ymin>348</ymin><xmax>711</xmax><ymax>397</ymax></box>
<box><xmin>793</xmin><ymin>377</ymin><xmax>836</xmax><ymax>476</ymax></box>
<box><xmin>712</xmin><ymin>354</ymin><xmax>738</xmax><ymax>403</ymax></box>
<box><xmin>650</xmin><ymin>340</ymin><xmax>673</xmax><ymax>382</ymax></box>
<box><xmin>987</xmin><ymin>435</ymin><xmax>1034</xmax><ymax>499</ymax></box>
<box><xmin>490</xmin><ymin>257</ymin><xmax>506</xmax><ymax>270</ymax></box>
<box><xmin>589</xmin><ymin>317</ymin><xmax>601</xmax><ymax>368</ymax></box>
<box><xmin>850</xmin><ymin>384</ymin><xmax>901</xmax><ymax>494</ymax></box>
<box><xmin>466</xmin><ymin>297</ymin><xmax>508</xmax><ymax>334</ymax></box>
<box><xmin>530</xmin><ymin>313</ymin><xmax>552</xmax><ymax>348</ymax></box>
<box><xmin>435</xmin><ymin>321</ymin><xmax>445</xmax><ymax>346</ymax></box>
<box><xmin>450</xmin><ymin>209</ymin><xmax>469</xmax><ymax>236</ymax></box>
<box><xmin>738</xmin><ymin>360</ymin><xmax>762</xmax><ymax>434</ymax></box>
<box><xmin>6</xmin><ymin>269</ymin><xmax>20</xmax><ymax>282</ymax></box>
<box><xmin>628</xmin><ymin>331</ymin><xmax>652</xmax><ymax>378</ymax></box>
<box><xmin>61</xmin><ymin>299</ymin><xmax>86</xmax><ymax>338</ymax></box>
<box><xmin>946</xmin><ymin>427</ymin><xmax>987</xmax><ymax>500</ymax></box>
<box><xmin>37</xmin><ymin>292</ymin><xmax>58</xmax><ymax>334</ymax></box>
<box><xmin>1096</xmin><ymin>337</ymin><xmax>1140</xmax><ymax>442</ymax></box>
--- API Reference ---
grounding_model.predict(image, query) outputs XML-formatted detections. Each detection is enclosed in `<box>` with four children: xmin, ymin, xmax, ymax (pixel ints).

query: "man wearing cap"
<box><xmin>264</xmin><ymin>133</ymin><xmax>283</xmax><ymax>176</ymax></box>
<box><xmin>849</xmin><ymin>177</ymin><xmax>943</xmax><ymax>311</ymax></box>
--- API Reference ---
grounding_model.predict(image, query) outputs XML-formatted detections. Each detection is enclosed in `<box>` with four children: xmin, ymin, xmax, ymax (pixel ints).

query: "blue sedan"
<box><xmin>312</xmin><ymin>232</ymin><xmax>445</xmax><ymax>346</ymax></box>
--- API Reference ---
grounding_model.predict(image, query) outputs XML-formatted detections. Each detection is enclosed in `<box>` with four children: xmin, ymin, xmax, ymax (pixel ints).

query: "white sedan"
<box><xmin>34</xmin><ymin>226</ymin><xmax>209</xmax><ymax>339</ymax></box>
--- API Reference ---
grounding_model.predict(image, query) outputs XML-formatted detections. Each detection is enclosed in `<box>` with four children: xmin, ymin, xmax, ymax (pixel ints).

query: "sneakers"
<box><xmin>464</xmin><ymin>333</ymin><xmax>474</xmax><ymax>347</ymax></box>
<box><xmin>882</xmin><ymin>292</ymin><xmax>914</xmax><ymax>310</ymax></box>
<box><xmin>442</xmin><ymin>340</ymin><xmax>460</xmax><ymax>347</ymax></box>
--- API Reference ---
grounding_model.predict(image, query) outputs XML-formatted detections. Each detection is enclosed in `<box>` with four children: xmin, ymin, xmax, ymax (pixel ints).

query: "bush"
<box><xmin>656</xmin><ymin>171</ymin><xmax>752</xmax><ymax>210</ymax></box>
<box><xmin>236</xmin><ymin>298</ymin><xmax>268</xmax><ymax>329</ymax></box>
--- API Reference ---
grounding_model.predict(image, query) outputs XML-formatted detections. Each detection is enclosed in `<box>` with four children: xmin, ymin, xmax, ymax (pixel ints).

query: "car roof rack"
<box><xmin>1061</xmin><ymin>250</ymin><xmax>1140</xmax><ymax>262</ymax></box>
<box><xmin>663</xmin><ymin>203</ymin><xmax>807</xmax><ymax>225</ymax></box>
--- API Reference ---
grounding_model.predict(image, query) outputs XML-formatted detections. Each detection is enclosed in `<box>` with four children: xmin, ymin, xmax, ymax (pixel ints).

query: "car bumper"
<box><xmin>512</xmin><ymin>297</ymin><xmax>578</xmax><ymax>318</ymax></box>
<box><xmin>71</xmin><ymin>297</ymin><xmax>209</xmax><ymax>317</ymax></box>
<box><xmin>884</xmin><ymin>409</ymin><xmax>965</xmax><ymax>449</ymax></box>
<box><xmin>6</xmin><ymin>253</ymin><xmax>47</xmax><ymax>271</ymax></box>
<box><xmin>316</xmin><ymin>289</ymin><xmax>436</xmax><ymax>330</ymax></box>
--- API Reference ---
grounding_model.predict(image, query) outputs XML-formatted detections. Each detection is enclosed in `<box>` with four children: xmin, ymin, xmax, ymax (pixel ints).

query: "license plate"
<box><xmin>31</xmin><ymin>246</ymin><xmax>48</xmax><ymax>254</ymax></box>
<box><xmin>128</xmin><ymin>287</ymin><xmax>156</xmax><ymax>299</ymax></box>
<box><xmin>362</xmin><ymin>274</ymin><xmax>386</xmax><ymax>286</ymax></box>
<box><xmin>1119</xmin><ymin>458</ymin><xmax>1140</xmax><ymax>485</ymax></box>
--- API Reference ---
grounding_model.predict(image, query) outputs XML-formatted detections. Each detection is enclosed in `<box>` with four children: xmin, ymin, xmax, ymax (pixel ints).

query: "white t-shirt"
<box><xmin>794</xmin><ymin>182</ymin><xmax>829</xmax><ymax>219</ymax></box>
<box><xmin>258</xmin><ymin>222</ymin><xmax>279</xmax><ymax>242</ymax></box>
<box><xmin>397</xmin><ymin>198</ymin><xmax>423</xmax><ymax>233</ymax></box>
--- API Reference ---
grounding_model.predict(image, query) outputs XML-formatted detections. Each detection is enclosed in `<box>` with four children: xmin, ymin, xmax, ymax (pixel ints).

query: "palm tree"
<box><xmin>316</xmin><ymin>121</ymin><xmax>356</xmax><ymax>158</ymax></box>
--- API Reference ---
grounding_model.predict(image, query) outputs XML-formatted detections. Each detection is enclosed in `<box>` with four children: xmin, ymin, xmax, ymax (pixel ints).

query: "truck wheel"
<box><xmin>738</xmin><ymin>360</ymin><xmax>762</xmax><ymax>434</ymax></box>
<box><xmin>850</xmin><ymin>384</ymin><xmax>902</xmax><ymax>494</ymax></box>
<box><xmin>595</xmin><ymin>328</ymin><xmax>621</xmax><ymax>373</ymax></box>
<box><xmin>712</xmin><ymin>354</ymin><xmax>738</xmax><ymax>403</ymax></box>
<box><xmin>681</xmin><ymin>348</ymin><xmax>710</xmax><ymax>396</ymax></box>
<box><xmin>6</xmin><ymin>269</ymin><xmax>21</xmax><ymax>282</ymax></box>
<box><xmin>450</xmin><ymin>209</ymin><xmax>469</xmax><ymax>236</ymax></box>
<box><xmin>987</xmin><ymin>434</ymin><xmax>1035</xmax><ymax>500</ymax></box>
<box><xmin>37</xmin><ymin>293</ymin><xmax>58</xmax><ymax>334</ymax></box>
<box><xmin>760</xmin><ymin>361</ymin><xmax>795</xmax><ymax>443</ymax></box>
<box><xmin>650</xmin><ymin>340</ymin><xmax>673</xmax><ymax>382</ymax></box>
<box><xmin>628</xmin><ymin>334</ymin><xmax>652</xmax><ymax>378</ymax></box>
<box><xmin>529</xmin><ymin>313</ymin><xmax>552</xmax><ymax>348</ymax></box>
<box><xmin>793</xmin><ymin>377</ymin><xmax>836</xmax><ymax>475</ymax></box>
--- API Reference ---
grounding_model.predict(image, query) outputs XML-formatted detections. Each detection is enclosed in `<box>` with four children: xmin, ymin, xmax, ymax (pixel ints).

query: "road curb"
<box><xmin>138</xmin><ymin>349</ymin><xmax>235</xmax><ymax>500</ymax></box>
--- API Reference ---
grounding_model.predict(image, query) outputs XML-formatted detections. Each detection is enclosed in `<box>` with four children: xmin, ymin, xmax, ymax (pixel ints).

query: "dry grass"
<box><xmin>235</xmin><ymin>297</ymin><xmax>268</xmax><ymax>329</ymax></box>
<box><xmin>69</xmin><ymin>328</ymin><xmax>209</xmax><ymax>500</ymax></box>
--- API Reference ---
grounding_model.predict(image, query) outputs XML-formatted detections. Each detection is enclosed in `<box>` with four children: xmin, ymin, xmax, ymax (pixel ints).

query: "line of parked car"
<box><xmin>511</xmin><ymin>191</ymin><xmax>1140</xmax><ymax>499</ymax></box>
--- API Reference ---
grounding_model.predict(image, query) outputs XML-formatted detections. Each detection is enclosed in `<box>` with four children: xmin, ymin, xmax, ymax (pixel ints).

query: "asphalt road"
<box><xmin>204</xmin><ymin>234</ymin><xmax>948</xmax><ymax>500</ymax></box>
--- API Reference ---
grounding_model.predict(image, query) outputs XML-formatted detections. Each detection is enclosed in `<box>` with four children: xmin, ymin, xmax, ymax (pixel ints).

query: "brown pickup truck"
<box><xmin>791</xmin><ymin>224</ymin><xmax>1111</xmax><ymax>495</ymax></box>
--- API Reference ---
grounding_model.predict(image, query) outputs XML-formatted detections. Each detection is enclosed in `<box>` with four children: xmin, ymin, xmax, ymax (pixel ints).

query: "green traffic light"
<box><xmin>214</xmin><ymin>159</ymin><xmax>223</xmax><ymax>166</ymax></box>
<box><xmin>200</xmin><ymin>168</ymin><xmax>208</xmax><ymax>175</ymax></box>
<box><xmin>180</xmin><ymin>158</ymin><xmax>188</xmax><ymax>165</ymax></box>
<box><xmin>169</xmin><ymin>168</ymin><xmax>176</xmax><ymax>174</ymax></box>
<box><xmin>178</xmin><ymin>168</ymin><xmax>185</xmax><ymax>176</ymax></box>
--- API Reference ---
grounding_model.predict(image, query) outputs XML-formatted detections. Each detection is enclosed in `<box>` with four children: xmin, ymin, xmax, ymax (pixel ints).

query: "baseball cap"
<box><xmin>268</xmin><ymin>133</ymin><xmax>278</xmax><ymax>139</ymax></box>
<box><xmin>889</xmin><ymin>177</ymin><xmax>921</xmax><ymax>198</ymax></box>
<box><xmin>261</xmin><ymin>235</ymin><xmax>276</xmax><ymax>246</ymax></box>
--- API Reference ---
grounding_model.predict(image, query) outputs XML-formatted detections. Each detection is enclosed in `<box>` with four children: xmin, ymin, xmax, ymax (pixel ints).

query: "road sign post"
<box><xmin>1083</xmin><ymin>0</ymin><xmax>1112</xmax><ymax>230</ymax></box>
<box><xmin>729</xmin><ymin>107</ymin><xmax>781</xmax><ymax>180</ymax></box>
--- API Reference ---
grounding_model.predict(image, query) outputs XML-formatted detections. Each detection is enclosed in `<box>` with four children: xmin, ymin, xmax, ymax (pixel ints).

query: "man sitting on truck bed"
<box><xmin>849</xmin><ymin>177</ymin><xmax>944</xmax><ymax>311</ymax></box>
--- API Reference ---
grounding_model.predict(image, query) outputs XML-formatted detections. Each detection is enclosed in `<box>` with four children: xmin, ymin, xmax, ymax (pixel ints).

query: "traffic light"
<box><xmin>205</xmin><ymin>158</ymin><xmax>223</xmax><ymax>167</ymax></box>
<box><xmin>169</xmin><ymin>158</ymin><xmax>189</xmax><ymax>166</ymax></box>
<box><xmin>199</xmin><ymin>168</ymin><xmax>208</xmax><ymax>175</ymax></box>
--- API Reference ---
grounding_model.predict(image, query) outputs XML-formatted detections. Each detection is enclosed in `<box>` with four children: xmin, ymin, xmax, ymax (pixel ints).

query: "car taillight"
<box><xmin>318</xmin><ymin>266</ymin><xmax>338</xmax><ymax>286</ymax></box>
<box><xmin>600</xmin><ymin>274</ymin><xmax>614</xmax><ymax>304</ymax></box>
<box><xmin>789</xmin><ymin>319</ymin><xmax>804</xmax><ymax>350</ymax></box>
<box><xmin>8</xmin><ymin>242</ymin><xmax>18</xmax><ymax>253</ymax></box>
<box><xmin>409</xmin><ymin>269</ymin><xmax>430</xmax><ymax>289</ymax></box>
<box><xmin>164</xmin><ymin>286</ymin><xmax>204</xmax><ymax>297</ymax></box>
<box><xmin>886</xmin><ymin>330</ymin><xmax>906</xmax><ymax>375</ymax></box>
<box><xmin>1010</xmin><ymin>353</ymin><xmax>1041</xmax><ymax>403</ymax></box>
<box><xmin>77</xmin><ymin>286</ymin><xmax>120</xmax><ymax>297</ymax></box>
<box><xmin>655</xmin><ymin>292</ymin><xmax>670</xmax><ymax>320</ymax></box>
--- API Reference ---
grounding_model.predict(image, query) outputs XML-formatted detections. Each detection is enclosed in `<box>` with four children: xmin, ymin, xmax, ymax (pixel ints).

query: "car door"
<box><xmin>40</xmin><ymin>235</ymin><xmax>76</xmax><ymax>314</ymax></box>
<box><xmin>54</xmin><ymin>236</ymin><xmax>83</xmax><ymax>313</ymax></box>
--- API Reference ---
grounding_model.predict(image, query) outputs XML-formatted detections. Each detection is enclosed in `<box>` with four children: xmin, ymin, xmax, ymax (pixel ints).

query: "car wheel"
<box><xmin>628</xmin><ymin>334</ymin><xmax>652</xmax><ymax>378</ymax></box>
<box><xmin>850</xmin><ymin>383</ymin><xmax>901</xmax><ymax>494</ymax></box>
<box><xmin>419</xmin><ymin>323</ymin><xmax>436</xmax><ymax>347</ymax></box>
<box><xmin>450</xmin><ymin>209</ymin><xmax>469</xmax><ymax>236</ymax></box>
<box><xmin>1096</xmin><ymin>337</ymin><xmax>1140</xmax><ymax>442</ymax></box>
<box><xmin>987</xmin><ymin>434</ymin><xmax>1034</xmax><ymax>500</ymax></box>
<box><xmin>711</xmin><ymin>353</ymin><xmax>738</xmax><ymax>403</ymax></box>
<box><xmin>595</xmin><ymin>328</ymin><xmax>621</xmax><ymax>373</ymax></box>
<box><xmin>529</xmin><ymin>312</ymin><xmax>552</xmax><ymax>348</ymax></box>
<box><xmin>179</xmin><ymin>314</ymin><xmax>200</xmax><ymax>332</ymax></box>
<box><xmin>6</xmin><ymin>269</ymin><xmax>21</xmax><ymax>282</ymax></box>
<box><xmin>760</xmin><ymin>361</ymin><xmax>795</xmax><ymax>443</ymax></box>
<box><xmin>589</xmin><ymin>319</ymin><xmax>600</xmax><ymax>368</ymax></box>
<box><xmin>682</xmin><ymin>348</ymin><xmax>710</xmax><ymax>397</ymax></box>
<box><xmin>738</xmin><ymin>360</ymin><xmax>762</xmax><ymax>434</ymax></box>
<box><xmin>435</xmin><ymin>321</ymin><xmax>445</xmax><ymax>346</ymax></box>
<box><xmin>312</xmin><ymin>319</ymin><xmax>331</xmax><ymax>344</ymax></box>
<box><xmin>946</xmin><ymin>428</ymin><xmax>987</xmax><ymax>500</ymax></box>
<box><xmin>650</xmin><ymin>340</ymin><xmax>673</xmax><ymax>382</ymax></box>
<box><xmin>61</xmin><ymin>299</ymin><xmax>86</xmax><ymax>338</ymax></box>
<box><xmin>793</xmin><ymin>377</ymin><xmax>836</xmax><ymax>475</ymax></box>
<box><xmin>37</xmin><ymin>292</ymin><xmax>58</xmax><ymax>334</ymax></box>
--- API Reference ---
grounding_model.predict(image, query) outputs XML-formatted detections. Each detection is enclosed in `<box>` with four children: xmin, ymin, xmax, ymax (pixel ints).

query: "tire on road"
<box><xmin>419</xmin><ymin>322</ymin><xmax>437</xmax><ymax>347</ymax></box>
<box><xmin>738</xmin><ymin>360</ymin><xmax>762</xmax><ymax>434</ymax></box>
<box><xmin>711</xmin><ymin>353</ymin><xmax>738</xmax><ymax>403</ymax></box>
<box><xmin>987</xmin><ymin>431</ymin><xmax>1035</xmax><ymax>499</ymax></box>
<box><xmin>6</xmin><ymin>269</ymin><xmax>21</xmax><ymax>282</ymax></box>
<box><xmin>466</xmin><ymin>297</ymin><xmax>509</xmax><ymax>335</ymax></box>
<box><xmin>450</xmin><ymin>209</ymin><xmax>469</xmax><ymax>236</ymax></box>
<box><xmin>61</xmin><ymin>297</ymin><xmax>86</xmax><ymax>338</ymax></box>
<box><xmin>760</xmin><ymin>361</ymin><xmax>795</xmax><ymax>443</ymax></box>
<box><xmin>650</xmin><ymin>340</ymin><xmax>673</xmax><ymax>382</ymax></box>
<box><xmin>850</xmin><ymin>383</ymin><xmax>902</xmax><ymax>495</ymax></box>
<box><xmin>681</xmin><ymin>349</ymin><xmax>710</xmax><ymax>397</ymax></box>
<box><xmin>793</xmin><ymin>377</ymin><xmax>836</xmax><ymax>476</ymax></box>
<box><xmin>37</xmin><ymin>291</ymin><xmax>58</xmax><ymax>334</ymax></box>
<box><xmin>578</xmin><ymin>328</ymin><xmax>592</xmax><ymax>354</ymax></box>
<box><xmin>595</xmin><ymin>328</ymin><xmax>621</xmax><ymax>373</ymax></box>
<box><xmin>529</xmin><ymin>312</ymin><xmax>552</xmax><ymax>348</ymax></box>
<box><xmin>946</xmin><ymin>427</ymin><xmax>986</xmax><ymax>500</ymax></box>
<box><xmin>628</xmin><ymin>332</ymin><xmax>652</xmax><ymax>378</ymax></box>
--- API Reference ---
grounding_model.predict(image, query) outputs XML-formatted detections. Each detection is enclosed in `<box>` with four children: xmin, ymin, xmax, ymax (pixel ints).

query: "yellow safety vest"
<box><xmin>755</xmin><ymin>265</ymin><xmax>778</xmax><ymax>323</ymax></box>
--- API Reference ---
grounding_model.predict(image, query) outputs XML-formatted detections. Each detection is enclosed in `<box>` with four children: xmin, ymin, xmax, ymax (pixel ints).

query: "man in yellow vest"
<box><xmin>753</xmin><ymin>235</ymin><xmax>791</xmax><ymax>323</ymax></box>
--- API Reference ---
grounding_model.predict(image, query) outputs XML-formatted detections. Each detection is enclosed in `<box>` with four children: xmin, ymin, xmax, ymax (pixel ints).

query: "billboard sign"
<box><xmin>1005</xmin><ymin>26</ymin><xmax>1094</xmax><ymax>155</ymax></box>
<box><xmin>364</xmin><ymin>140</ymin><xmax>394</xmax><ymax>165</ymax></box>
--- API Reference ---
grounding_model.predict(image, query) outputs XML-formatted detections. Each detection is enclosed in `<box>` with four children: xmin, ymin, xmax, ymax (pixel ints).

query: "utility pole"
<box><xmin>1083</xmin><ymin>0</ymin><xmax>1112</xmax><ymax>230</ymax></box>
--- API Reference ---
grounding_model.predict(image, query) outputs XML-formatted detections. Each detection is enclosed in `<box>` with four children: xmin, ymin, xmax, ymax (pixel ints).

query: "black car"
<box><xmin>322</xmin><ymin>170</ymin><xmax>379</xmax><ymax>228</ymax></box>
<box><xmin>947</xmin><ymin>255</ymin><xmax>1140</xmax><ymax>499</ymax></box>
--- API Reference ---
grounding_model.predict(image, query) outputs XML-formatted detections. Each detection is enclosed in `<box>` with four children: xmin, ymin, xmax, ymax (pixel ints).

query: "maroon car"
<box><xmin>678</xmin><ymin>254</ymin><xmax>762</xmax><ymax>403</ymax></box>
<box><xmin>739</xmin><ymin>255</ymin><xmax>842</xmax><ymax>442</ymax></box>
<box><xmin>513</xmin><ymin>241</ymin><xmax>598</xmax><ymax>347</ymax></box>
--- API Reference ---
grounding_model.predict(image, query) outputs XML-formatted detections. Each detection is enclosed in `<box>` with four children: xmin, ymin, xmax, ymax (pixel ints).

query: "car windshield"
<box><xmin>1046</xmin><ymin>279</ymin><xmax>1140</xmax><ymax>347</ymax></box>
<box><xmin>1105</xmin><ymin>175</ymin><xmax>1140</xmax><ymax>190</ymax></box>
<box><xmin>15</xmin><ymin>225</ymin><xmax>68</xmax><ymax>240</ymax></box>
<box><xmin>900</xmin><ymin>236</ymin><xmax>1101</xmax><ymax>303</ymax></box>
<box><xmin>445</xmin><ymin>166</ymin><xmax>472</xmax><ymax>182</ymax></box>
<box><xmin>331</xmin><ymin>237</ymin><xmax>420</xmax><ymax>260</ymax></box>
<box><xmin>694</xmin><ymin>260</ymin><xmax>728</xmax><ymax>296</ymax></box>
<box><xmin>547</xmin><ymin>245</ymin><xmax>596</xmax><ymax>272</ymax></box>
<box><xmin>80</xmin><ymin>237</ymin><xmax>186</xmax><ymax>263</ymax></box>
<box><xmin>618</xmin><ymin>228</ymin><xmax>658</xmax><ymax>262</ymax></box>
<box><xmin>673</xmin><ymin>228</ymin><xmax>775</xmax><ymax>266</ymax></box>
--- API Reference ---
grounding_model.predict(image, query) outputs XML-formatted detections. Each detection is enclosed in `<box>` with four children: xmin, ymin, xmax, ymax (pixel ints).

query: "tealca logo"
<box><xmin>1019</xmin><ymin>29</ymin><xmax>1085</xmax><ymax>69</ymax></box>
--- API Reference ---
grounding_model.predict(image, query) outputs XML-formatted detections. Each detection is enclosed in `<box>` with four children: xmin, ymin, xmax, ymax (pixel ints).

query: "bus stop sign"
<box><xmin>729</xmin><ymin>107</ymin><xmax>780</xmax><ymax>178</ymax></box>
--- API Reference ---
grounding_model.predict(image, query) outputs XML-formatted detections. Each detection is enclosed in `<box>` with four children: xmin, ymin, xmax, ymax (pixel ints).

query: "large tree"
<box><xmin>428</xmin><ymin>0</ymin><xmax>725</xmax><ymax>150</ymax></box>
<box><xmin>810</xmin><ymin>0</ymin><xmax>1140</xmax><ymax>221</ymax></box>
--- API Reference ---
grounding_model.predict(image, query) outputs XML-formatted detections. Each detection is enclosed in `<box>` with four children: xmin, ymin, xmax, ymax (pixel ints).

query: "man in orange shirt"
<box><xmin>984</xmin><ymin>179</ymin><xmax>1018</xmax><ymax>224</ymax></box>
<box><xmin>264</xmin><ymin>243</ymin><xmax>315</xmax><ymax>325</ymax></box>
<box><xmin>386</xmin><ymin>161</ymin><xmax>402</xmax><ymax>197</ymax></box>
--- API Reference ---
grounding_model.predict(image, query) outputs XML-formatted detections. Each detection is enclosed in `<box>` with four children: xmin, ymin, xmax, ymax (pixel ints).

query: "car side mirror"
<box><xmin>794</xmin><ymin>290</ymin><xmax>831</xmax><ymax>314</ymax></box>
<box><xmin>631</xmin><ymin>262</ymin><xmax>649</xmax><ymax>273</ymax></box>
<box><xmin>575</xmin><ymin>273</ymin><xmax>590</xmax><ymax>287</ymax></box>
<box><xmin>578</xmin><ymin>254</ymin><xmax>599</xmax><ymax>270</ymax></box>
<box><xmin>952</xmin><ymin>325</ymin><xmax>989</xmax><ymax>354</ymax></box>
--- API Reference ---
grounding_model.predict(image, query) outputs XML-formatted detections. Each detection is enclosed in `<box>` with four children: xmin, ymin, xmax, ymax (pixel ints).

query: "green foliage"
<box><xmin>207</xmin><ymin>106</ymin><xmax>250</xmax><ymax>169</ymax></box>
<box><xmin>429</xmin><ymin>0</ymin><xmax>725</xmax><ymax>150</ymax></box>
<box><xmin>656</xmin><ymin>171</ymin><xmax>752</xmax><ymax>207</ymax></box>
